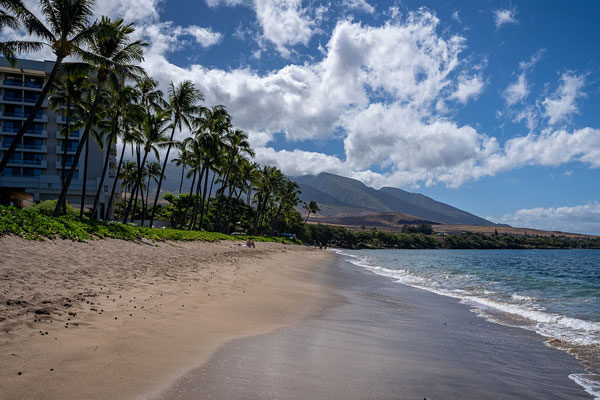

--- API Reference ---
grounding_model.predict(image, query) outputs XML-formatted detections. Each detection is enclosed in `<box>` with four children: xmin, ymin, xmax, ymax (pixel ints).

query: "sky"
<box><xmin>3</xmin><ymin>0</ymin><xmax>600</xmax><ymax>234</ymax></box>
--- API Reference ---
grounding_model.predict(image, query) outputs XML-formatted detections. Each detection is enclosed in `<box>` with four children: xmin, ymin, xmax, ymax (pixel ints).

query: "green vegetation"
<box><xmin>0</xmin><ymin>205</ymin><xmax>298</xmax><ymax>244</ymax></box>
<box><xmin>301</xmin><ymin>224</ymin><xmax>600</xmax><ymax>250</ymax></box>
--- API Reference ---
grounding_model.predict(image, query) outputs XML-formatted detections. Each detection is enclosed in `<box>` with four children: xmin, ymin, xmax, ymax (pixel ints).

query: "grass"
<box><xmin>0</xmin><ymin>205</ymin><xmax>298</xmax><ymax>244</ymax></box>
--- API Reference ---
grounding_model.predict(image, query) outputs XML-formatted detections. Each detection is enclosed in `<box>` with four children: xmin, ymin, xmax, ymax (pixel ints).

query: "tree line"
<box><xmin>0</xmin><ymin>0</ymin><xmax>317</xmax><ymax>236</ymax></box>
<box><xmin>302</xmin><ymin>224</ymin><xmax>600</xmax><ymax>249</ymax></box>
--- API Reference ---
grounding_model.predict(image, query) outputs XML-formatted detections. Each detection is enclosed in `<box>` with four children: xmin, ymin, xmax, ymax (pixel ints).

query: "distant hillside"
<box><xmin>311</xmin><ymin>211</ymin><xmax>439</xmax><ymax>229</ymax></box>
<box><xmin>294</xmin><ymin>172</ymin><xmax>496</xmax><ymax>226</ymax></box>
<box><xmin>380</xmin><ymin>186</ymin><xmax>492</xmax><ymax>226</ymax></box>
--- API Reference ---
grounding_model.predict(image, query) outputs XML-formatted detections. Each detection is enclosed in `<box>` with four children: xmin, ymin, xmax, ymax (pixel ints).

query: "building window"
<box><xmin>2</xmin><ymin>167</ymin><xmax>21</xmax><ymax>176</ymax></box>
<box><xmin>22</xmin><ymin>168</ymin><xmax>42</xmax><ymax>177</ymax></box>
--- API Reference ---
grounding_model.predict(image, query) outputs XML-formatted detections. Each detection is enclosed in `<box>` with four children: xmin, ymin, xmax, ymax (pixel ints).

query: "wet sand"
<box><xmin>161</xmin><ymin>253</ymin><xmax>592</xmax><ymax>399</ymax></box>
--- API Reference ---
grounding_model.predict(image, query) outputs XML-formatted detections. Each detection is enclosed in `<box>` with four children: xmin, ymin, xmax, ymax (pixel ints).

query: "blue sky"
<box><xmin>5</xmin><ymin>0</ymin><xmax>600</xmax><ymax>233</ymax></box>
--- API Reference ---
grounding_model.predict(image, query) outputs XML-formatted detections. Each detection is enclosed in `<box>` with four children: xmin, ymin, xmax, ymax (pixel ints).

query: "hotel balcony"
<box><xmin>0</xmin><ymin>110</ymin><xmax>48</xmax><ymax>122</ymax></box>
<box><xmin>1</xmin><ymin>143</ymin><xmax>47</xmax><ymax>153</ymax></box>
<box><xmin>55</xmin><ymin>160</ymin><xmax>79</xmax><ymax>170</ymax></box>
<box><xmin>56</xmin><ymin>115</ymin><xmax>80</xmax><ymax>124</ymax></box>
<box><xmin>56</xmin><ymin>145</ymin><xmax>77</xmax><ymax>154</ymax></box>
<box><xmin>1</xmin><ymin>79</ymin><xmax>43</xmax><ymax>90</ymax></box>
<box><xmin>1</xmin><ymin>127</ymin><xmax>48</xmax><ymax>138</ymax></box>
<box><xmin>6</xmin><ymin>159</ymin><xmax>47</xmax><ymax>168</ymax></box>
<box><xmin>0</xmin><ymin>94</ymin><xmax>48</xmax><ymax>107</ymax></box>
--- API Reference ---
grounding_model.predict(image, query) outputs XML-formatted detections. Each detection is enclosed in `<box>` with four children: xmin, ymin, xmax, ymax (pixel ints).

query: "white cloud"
<box><xmin>254</xmin><ymin>0</ymin><xmax>315</xmax><ymax>56</ymax></box>
<box><xmin>205</xmin><ymin>0</ymin><xmax>317</xmax><ymax>56</ymax></box>
<box><xmin>451</xmin><ymin>10</ymin><xmax>461</xmax><ymax>23</ymax></box>
<box><xmin>451</xmin><ymin>74</ymin><xmax>484</xmax><ymax>103</ymax></box>
<box><xmin>491</xmin><ymin>202</ymin><xmax>600</xmax><ymax>235</ymax></box>
<box><xmin>185</xmin><ymin>26</ymin><xmax>223</xmax><ymax>47</ymax></box>
<box><xmin>542</xmin><ymin>72</ymin><xmax>586</xmax><ymax>125</ymax></box>
<box><xmin>95</xmin><ymin>0</ymin><xmax>162</xmax><ymax>23</ymax></box>
<box><xmin>205</xmin><ymin>0</ymin><xmax>246</xmax><ymax>6</ymax></box>
<box><xmin>342</xmin><ymin>0</ymin><xmax>375</xmax><ymax>14</ymax></box>
<box><xmin>503</xmin><ymin>73</ymin><xmax>529</xmax><ymax>105</ymax></box>
<box><xmin>493</xmin><ymin>8</ymin><xmax>517</xmax><ymax>29</ymax></box>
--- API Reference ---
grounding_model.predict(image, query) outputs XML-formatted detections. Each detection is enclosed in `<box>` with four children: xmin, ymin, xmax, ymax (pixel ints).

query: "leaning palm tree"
<box><xmin>0</xmin><ymin>0</ymin><xmax>97</xmax><ymax>174</ymax></box>
<box><xmin>148</xmin><ymin>80</ymin><xmax>203</xmax><ymax>228</ymax></box>
<box><xmin>54</xmin><ymin>16</ymin><xmax>146</xmax><ymax>216</ymax></box>
<box><xmin>303</xmin><ymin>200</ymin><xmax>320</xmax><ymax>223</ymax></box>
<box><xmin>122</xmin><ymin>111</ymin><xmax>170</xmax><ymax>223</ymax></box>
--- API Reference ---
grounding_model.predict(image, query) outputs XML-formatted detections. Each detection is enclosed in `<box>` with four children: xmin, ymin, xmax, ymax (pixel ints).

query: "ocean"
<box><xmin>333</xmin><ymin>248</ymin><xmax>600</xmax><ymax>399</ymax></box>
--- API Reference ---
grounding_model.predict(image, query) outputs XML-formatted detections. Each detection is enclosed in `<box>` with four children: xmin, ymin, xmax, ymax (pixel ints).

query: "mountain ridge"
<box><xmin>293</xmin><ymin>172</ymin><xmax>496</xmax><ymax>226</ymax></box>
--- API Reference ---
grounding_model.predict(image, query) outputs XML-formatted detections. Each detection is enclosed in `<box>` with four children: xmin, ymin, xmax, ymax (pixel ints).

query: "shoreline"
<box><xmin>0</xmin><ymin>236</ymin><xmax>336</xmax><ymax>400</ymax></box>
<box><xmin>165</xmin><ymin>251</ymin><xmax>593</xmax><ymax>399</ymax></box>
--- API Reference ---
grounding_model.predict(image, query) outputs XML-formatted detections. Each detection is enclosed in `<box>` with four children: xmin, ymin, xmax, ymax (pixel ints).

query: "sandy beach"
<box><xmin>0</xmin><ymin>236</ymin><xmax>335</xmax><ymax>400</ymax></box>
<box><xmin>1</xmin><ymin>237</ymin><xmax>595</xmax><ymax>400</ymax></box>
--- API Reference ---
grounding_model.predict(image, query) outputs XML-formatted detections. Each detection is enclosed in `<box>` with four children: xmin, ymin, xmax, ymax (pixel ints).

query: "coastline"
<box><xmin>164</xmin><ymin>251</ymin><xmax>593</xmax><ymax>399</ymax></box>
<box><xmin>0</xmin><ymin>236</ymin><xmax>336</xmax><ymax>400</ymax></box>
<box><xmin>1</xmin><ymin>237</ymin><xmax>595</xmax><ymax>399</ymax></box>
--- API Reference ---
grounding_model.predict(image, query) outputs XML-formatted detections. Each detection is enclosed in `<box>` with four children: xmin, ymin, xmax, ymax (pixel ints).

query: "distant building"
<box><xmin>0</xmin><ymin>58</ymin><xmax>118</xmax><ymax>217</ymax></box>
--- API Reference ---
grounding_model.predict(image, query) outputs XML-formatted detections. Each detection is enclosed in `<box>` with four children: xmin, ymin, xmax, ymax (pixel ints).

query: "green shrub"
<box><xmin>0</xmin><ymin>205</ymin><xmax>298</xmax><ymax>244</ymax></box>
<box><xmin>28</xmin><ymin>200</ymin><xmax>78</xmax><ymax>217</ymax></box>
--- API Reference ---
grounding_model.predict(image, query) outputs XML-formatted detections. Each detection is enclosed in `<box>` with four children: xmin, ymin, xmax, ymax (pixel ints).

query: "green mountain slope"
<box><xmin>294</xmin><ymin>172</ymin><xmax>495</xmax><ymax>226</ymax></box>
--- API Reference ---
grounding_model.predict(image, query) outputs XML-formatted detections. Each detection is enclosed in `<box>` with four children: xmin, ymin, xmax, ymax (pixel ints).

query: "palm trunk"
<box><xmin>0</xmin><ymin>58</ymin><xmax>63</xmax><ymax>174</ymax></box>
<box><xmin>54</xmin><ymin>80</ymin><xmax>104</xmax><ymax>217</ymax></box>
<box><xmin>60</xmin><ymin>102</ymin><xmax>71</xmax><ymax>215</ymax></box>
<box><xmin>198</xmin><ymin>166</ymin><xmax>210</xmax><ymax>231</ymax></box>
<box><xmin>180</xmin><ymin>169</ymin><xmax>196</xmax><ymax>228</ymax></box>
<box><xmin>220</xmin><ymin>183</ymin><xmax>237</xmax><ymax>233</ymax></box>
<box><xmin>149</xmin><ymin>125</ymin><xmax>176</xmax><ymax>228</ymax></box>
<box><xmin>178</xmin><ymin>165</ymin><xmax>185</xmax><ymax>194</ymax></box>
<box><xmin>123</xmin><ymin>145</ymin><xmax>142</xmax><ymax>223</ymax></box>
<box><xmin>206</xmin><ymin>171</ymin><xmax>216</xmax><ymax>228</ymax></box>
<box><xmin>139</xmin><ymin>185</ymin><xmax>146</xmax><ymax>225</ymax></box>
<box><xmin>143</xmin><ymin>174</ymin><xmax>152</xmax><ymax>226</ymax></box>
<box><xmin>226</xmin><ymin>188</ymin><xmax>243</xmax><ymax>234</ymax></box>
<box><xmin>124</xmin><ymin>149</ymin><xmax>149</xmax><ymax>224</ymax></box>
<box><xmin>189</xmin><ymin>165</ymin><xmax>205</xmax><ymax>230</ymax></box>
<box><xmin>79</xmin><ymin>138</ymin><xmax>90</xmax><ymax>217</ymax></box>
<box><xmin>105</xmin><ymin>142</ymin><xmax>126</xmax><ymax>219</ymax></box>
<box><xmin>304</xmin><ymin>211</ymin><xmax>311</xmax><ymax>224</ymax></box>
<box><xmin>91</xmin><ymin>118</ymin><xmax>118</xmax><ymax>219</ymax></box>
<box><xmin>213</xmin><ymin>160</ymin><xmax>233</xmax><ymax>231</ymax></box>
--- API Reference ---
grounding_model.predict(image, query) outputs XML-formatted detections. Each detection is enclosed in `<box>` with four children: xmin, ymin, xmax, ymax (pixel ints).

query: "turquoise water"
<box><xmin>334</xmin><ymin>249</ymin><xmax>600</xmax><ymax>397</ymax></box>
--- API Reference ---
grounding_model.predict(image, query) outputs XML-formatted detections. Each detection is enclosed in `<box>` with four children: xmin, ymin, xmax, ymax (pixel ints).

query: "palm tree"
<box><xmin>303</xmin><ymin>200</ymin><xmax>320</xmax><ymax>223</ymax></box>
<box><xmin>73</xmin><ymin>87</ymin><xmax>107</xmax><ymax>217</ymax></box>
<box><xmin>171</xmin><ymin>142</ymin><xmax>190</xmax><ymax>194</ymax></box>
<box><xmin>90</xmin><ymin>82</ymin><xmax>139</xmax><ymax>219</ymax></box>
<box><xmin>253</xmin><ymin>165</ymin><xmax>284</xmax><ymax>234</ymax></box>
<box><xmin>49</xmin><ymin>70</ymin><xmax>87</xmax><ymax>214</ymax></box>
<box><xmin>54</xmin><ymin>16</ymin><xmax>146</xmax><ymax>216</ymax></box>
<box><xmin>149</xmin><ymin>80</ymin><xmax>203</xmax><ymax>228</ymax></box>
<box><xmin>0</xmin><ymin>0</ymin><xmax>97</xmax><ymax>174</ymax></box>
<box><xmin>214</xmin><ymin>128</ymin><xmax>254</xmax><ymax>231</ymax></box>
<box><xmin>270</xmin><ymin>179</ymin><xmax>301</xmax><ymax>232</ymax></box>
<box><xmin>135</xmin><ymin>77</ymin><xmax>167</xmax><ymax>116</ymax></box>
<box><xmin>104</xmin><ymin>96</ymin><xmax>144</xmax><ymax>219</ymax></box>
<box><xmin>191</xmin><ymin>106</ymin><xmax>230</xmax><ymax>230</ymax></box>
<box><xmin>123</xmin><ymin>111</ymin><xmax>170</xmax><ymax>223</ymax></box>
